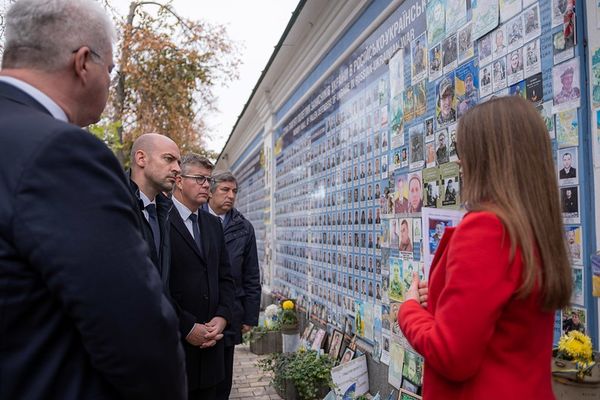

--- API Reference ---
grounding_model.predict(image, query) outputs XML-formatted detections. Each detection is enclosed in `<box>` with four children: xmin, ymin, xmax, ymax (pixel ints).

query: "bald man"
<box><xmin>129</xmin><ymin>133</ymin><xmax>181</xmax><ymax>294</ymax></box>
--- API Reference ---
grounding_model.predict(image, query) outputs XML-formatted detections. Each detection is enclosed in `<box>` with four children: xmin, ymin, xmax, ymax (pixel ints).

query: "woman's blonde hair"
<box><xmin>457</xmin><ymin>96</ymin><xmax>571</xmax><ymax>310</ymax></box>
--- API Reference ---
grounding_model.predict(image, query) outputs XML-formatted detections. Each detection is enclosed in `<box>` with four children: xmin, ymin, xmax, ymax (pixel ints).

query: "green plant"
<box><xmin>243</xmin><ymin>325</ymin><xmax>279</xmax><ymax>344</ymax></box>
<box><xmin>280</xmin><ymin>299</ymin><xmax>298</xmax><ymax>327</ymax></box>
<box><xmin>257</xmin><ymin>349</ymin><xmax>334</xmax><ymax>400</ymax></box>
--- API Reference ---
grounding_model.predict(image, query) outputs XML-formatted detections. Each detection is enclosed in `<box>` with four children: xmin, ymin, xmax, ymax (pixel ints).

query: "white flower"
<box><xmin>265</xmin><ymin>304</ymin><xmax>280</xmax><ymax>318</ymax></box>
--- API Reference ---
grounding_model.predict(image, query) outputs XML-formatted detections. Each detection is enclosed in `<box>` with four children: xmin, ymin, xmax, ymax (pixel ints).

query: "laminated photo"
<box><xmin>564</xmin><ymin>225</ymin><xmax>583</xmax><ymax>264</ymax></box>
<box><xmin>499</xmin><ymin>0</ymin><xmax>521</xmax><ymax>23</ymax></box>
<box><xmin>479</xmin><ymin>63</ymin><xmax>493</xmax><ymax>97</ymax></box>
<box><xmin>478</xmin><ymin>31</ymin><xmax>493</xmax><ymax>66</ymax></box>
<box><xmin>436</xmin><ymin>72</ymin><xmax>457</xmax><ymax>128</ymax></box>
<box><xmin>411</xmin><ymin>33</ymin><xmax>428</xmax><ymax>85</ymax></box>
<box><xmin>523</xmin><ymin>3</ymin><xmax>541</xmax><ymax>42</ymax></box>
<box><xmin>571</xmin><ymin>266</ymin><xmax>584</xmax><ymax>306</ymax></box>
<box><xmin>538</xmin><ymin>101</ymin><xmax>556</xmax><ymax>139</ymax></box>
<box><xmin>457</xmin><ymin>23</ymin><xmax>474</xmax><ymax>64</ymax></box>
<box><xmin>447</xmin><ymin>123</ymin><xmax>458</xmax><ymax>161</ymax></box>
<box><xmin>442</xmin><ymin>33</ymin><xmax>458</xmax><ymax>74</ymax></box>
<box><xmin>435</xmin><ymin>128</ymin><xmax>449</xmax><ymax>165</ymax></box>
<box><xmin>423</xmin><ymin>166</ymin><xmax>441</xmax><ymax>208</ymax></box>
<box><xmin>439</xmin><ymin>162</ymin><xmax>460</xmax><ymax>209</ymax></box>
<box><xmin>553</xmin><ymin>58</ymin><xmax>581</xmax><ymax>113</ymax></box>
<box><xmin>507</xmin><ymin>14</ymin><xmax>524</xmax><ymax>52</ymax></box>
<box><xmin>556</xmin><ymin>108</ymin><xmax>578</xmax><ymax>147</ymax></box>
<box><xmin>553</xmin><ymin>29</ymin><xmax>575</xmax><ymax>65</ymax></box>
<box><xmin>560</xmin><ymin>185</ymin><xmax>580</xmax><ymax>224</ymax></box>
<box><xmin>472</xmin><ymin>0</ymin><xmax>499</xmax><ymax>40</ymax></box>
<box><xmin>456</xmin><ymin>60</ymin><xmax>479</xmax><ymax>118</ymax></box>
<box><xmin>426</xmin><ymin>0</ymin><xmax>446</xmax><ymax>46</ymax></box>
<box><xmin>492</xmin><ymin>57</ymin><xmax>507</xmax><ymax>92</ymax></box>
<box><xmin>429</xmin><ymin>43</ymin><xmax>443</xmax><ymax>81</ymax></box>
<box><xmin>409</xmin><ymin>124</ymin><xmax>425</xmax><ymax>170</ymax></box>
<box><xmin>389</xmin><ymin>49</ymin><xmax>405</xmax><ymax>98</ymax></box>
<box><xmin>492</xmin><ymin>25</ymin><xmax>508</xmax><ymax>60</ymax></box>
<box><xmin>561</xmin><ymin>306</ymin><xmax>587</xmax><ymax>335</ymax></box>
<box><xmin>446</xmin><ymin>0</ymin><xmax>467</xmax><ymax>34</ymax></box>
<box><xmin>557</xmin><ymin>146</ymin><xmax>578</xmax><ymax>186</ymax></box>
<box><xmin>552</xmin><ymin>0</ymin><xmax>569</xmax><ymax>28</ymax></box>
<box><xmin>524</xmin><ymin>38</ymin><xmax>541</xmax><ymax>79</ymax></box>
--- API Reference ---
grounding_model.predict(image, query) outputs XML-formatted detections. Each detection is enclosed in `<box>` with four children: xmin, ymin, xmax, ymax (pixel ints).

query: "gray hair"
<box><xmin>210</xmin><ymin>171</ymin><xmax>237</xmax><ymax>193</ymax></box>
<box><xmin>3</xmin><ymin>0</ymin><xmax>116</xmax><ymax>71</ymax></box>
<box><xmin>180</xmin><ymin>153</ymin><xmax>213</xmax><ymax>175</ymax></box>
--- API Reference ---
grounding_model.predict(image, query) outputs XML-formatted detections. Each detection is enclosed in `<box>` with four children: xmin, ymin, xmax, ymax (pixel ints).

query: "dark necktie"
<box><xmin>188</xmin><ymin>213</ymin><xmax>202</xmax><ymax>251</ymax></box>
<box><xmin>145</xmin><ymin>204</ymin><xmax>160</xmax><ymax>257</ymax></box>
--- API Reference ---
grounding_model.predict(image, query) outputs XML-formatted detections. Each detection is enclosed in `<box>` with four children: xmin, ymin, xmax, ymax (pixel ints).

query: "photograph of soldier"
<box><xmin>560</xmin><ymin>186</ymin><xmax>579</xmax><ymax>214</ymax></box>
<box><xmin>479</xmin><ymin>64</ymin><xmax>493</xmax><ymax>97</ymax></box>
<box><xmin>558</xmin><ymin>148</ymin><xmax>577</xmax><ymax>184</ymax></box>
<box><xmin>478</xmin><ymin>31</ymin><xmax>493</xmax><ymax>65</ymax></box>
<box><xmin>457</xmin><ymin>62</ymin><xmax>479</xmax><ymax>117</ymax></box>
<box><xmin>436</xmin><ymin>75</ymin><xmax>456</xmax><ymax>127</ymax></box>
<box><xmin>457</xmin><ymin>23</ymin><xmax>474</xmax><ymax>63</ymax></box>
<box><xmin>523</xmin><ymin>3</ymin><xmax>541</xmax><ymax>41</ymax></box>
<box><xmin>507</xmin><ymin>48</ymin><xmax>524</xmax><ymax>86</ymax></box>
<box><xmin>507</xmin><ymin>15</ymin><xmax>523</xmax><ymax>51</ymax></box>
<box><xmin>436</xmin><ymin>130</ymin><xmax>449</xmax><ymax>164</ymax></box>
<box><xmin>411</xmin><ymin>33</ymin><xmax>428</xmax><ymax>84</ymax></box>
<box><xmin>492</xmin><ymin>57</ymin><xmax>507</xmax><ymax>91</ymax></box>
<box><xmin>429</xmin><ymin>43</ymin><xmax>443</xmax><ymax>80</ymax></box>
<box><xmin>492</xmin><ymin>25</ymin><xmax>507</xmax><ymax>59</ymax></box>
<box><xmin>425</xmin><ymin>117</ymin><xmax>435</xmax><ymax>142</ymax></box>
<box><xmin>553</xmin><ymin>59</ymin><xmax>581</xmax><ymax>111</ymax></box>
<box><xmin>442</xmin><ymin>33</ymin><xmax>458</xmax><ymax>72</ymax></box>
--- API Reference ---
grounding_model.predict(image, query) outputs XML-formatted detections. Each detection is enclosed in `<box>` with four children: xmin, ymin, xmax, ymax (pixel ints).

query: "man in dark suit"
<box><xmin>129</xmin><ymin>133</ymin><xmax>181</xmax><ymax>293</ymax></box>
<box><xmin>0</xmin><ymin>1</ymin><xmax>186</xmax><ymax>399</ymax></box>
<box><xmin>559</xmin><ymin>152</ymin><xmax>577</xmax><ymax>179</ymax></box>
<box><xmin>204</xmin><ymin>171</ymin><xmax>261</xmax><ymax>400</ymax></box>
<box><xmin>169</xmin><ymin>153</ymin><xmax>236</xmax><ymax>400</ymax></box>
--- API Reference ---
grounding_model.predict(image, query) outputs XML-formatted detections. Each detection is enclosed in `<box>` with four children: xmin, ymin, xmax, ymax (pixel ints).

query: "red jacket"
<box><xmin>398</xmin><ymin>212</ymin><xmax>555</xmax><ymax>399</ymax></box>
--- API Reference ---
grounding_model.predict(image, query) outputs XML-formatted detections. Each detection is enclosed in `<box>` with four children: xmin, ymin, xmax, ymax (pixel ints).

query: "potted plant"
<box><xmin>552</xmin><ymin>330</ymin><xmax>600</xmax><ymax>398</ymax></box>
<box><xmin>279</xmin><ymin>299</ymin><xmax>299</xmax><ymax>333</ymax></box>
<box><xmin>257</xmin><ymin>348</ymin><xmax>334</xmax><ymax>400</ymax></box>
<box><xmin>246</xmin><ymin>304</ymin><xmax>283</xmax><ymax>355</ymax></box>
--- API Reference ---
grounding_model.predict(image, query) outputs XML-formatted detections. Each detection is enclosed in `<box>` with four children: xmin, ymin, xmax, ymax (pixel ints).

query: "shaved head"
<box><xmin>130</xmin><ymin>133</ymin><xmax>181</xmax><ymax>199</ymax></box>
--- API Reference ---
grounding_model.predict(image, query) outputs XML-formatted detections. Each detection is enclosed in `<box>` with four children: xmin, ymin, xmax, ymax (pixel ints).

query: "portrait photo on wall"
<box><xmin>457</xmin><ymin>22</ymin><xmax>474</xmax><ymax>64</ymax></box>
<box><xmin>492</xmin><ymin>24</ymin><xmax>507</xmax><ymax>60</ymax></box>
<box><xmin>564</xmin><ymin>225</ymin><xmax>583</xmax><ymax>264</ymax></box>
<box><xmin>524</xmin><ymin>38</ymin><xmax>541</xmax><ymax>79</ymax></box>
<box><xmin>562</xmin><ymin>306</ymin><xmax>587</xmax><ymax>335</ymax></box>
<box><xmin>492</xmin><ymin>57</ymin><xmax>507</xmax><ymax>91</ymax></box>
<box><xmin>478</xmin><ymin>31</ymin><xmax>493</xmax><ymax>66</ymax></box>
<box><xmin>442</xmin><ymin>33</ymin><xmax>458</xmax><ymax>73</ymax></box>
<box><xmin>436</xmin><ymin>72</ymin><xmax>457</xmax><ymax>128</ymax></box>
<box><xmin>560</xmin><ymin>185</ymin><xmax>580</xmax><ymax>224</ymax></box>
<box><xmin>429</xmin><ymin>43</ymin><xmax>443</xmax><ymax>81</ymax></box>
<box><xmin>553</xmin><ymin>57</ymin><xmax>581</xmax><ymax>112</ymax></box>
<box><xmin>455</xmin><ymin>60</ymin><xmax>479</xmax><ymax>118</ymax></box>
<box><xmin>557</xmin><ymin>146</ymin><xmax>578</xmax><ymax>186</ymax></box>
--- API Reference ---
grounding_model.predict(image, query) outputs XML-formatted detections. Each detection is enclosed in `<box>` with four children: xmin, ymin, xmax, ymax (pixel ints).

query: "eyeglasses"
<box><xmin>181</xmin><ymin>174</ymin><xmax>213</xmax><ymax>185</ymax></box>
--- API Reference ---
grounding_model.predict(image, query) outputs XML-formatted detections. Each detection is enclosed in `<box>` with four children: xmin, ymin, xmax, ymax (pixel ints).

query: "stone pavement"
<box><xmin>230</xmin><ymin>344</ymin><xmax>283</xmax><ymax>400</ymax></box>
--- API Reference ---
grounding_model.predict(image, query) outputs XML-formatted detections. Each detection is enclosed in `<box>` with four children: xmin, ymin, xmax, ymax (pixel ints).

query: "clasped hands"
<box><xmin>186</xmin><ymin>316</ymin><xmax>227</xmax><ymax>349</ymax></box>
<box><xmin>404</xmin><ymin>272</ymin><xmax>429</xmax><ymax>308</ymax></box>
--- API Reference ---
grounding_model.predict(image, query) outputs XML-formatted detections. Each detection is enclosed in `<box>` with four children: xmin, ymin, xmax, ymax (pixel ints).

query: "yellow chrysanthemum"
<box><xmin>282</xmin><ymin>300</ymin><xmax>294</xmax><ymax>310</ymax></box>
<box><xmin>558</xmin><ymin>331</ymin><xmax>594</xmax><ymax>367</ymax></box>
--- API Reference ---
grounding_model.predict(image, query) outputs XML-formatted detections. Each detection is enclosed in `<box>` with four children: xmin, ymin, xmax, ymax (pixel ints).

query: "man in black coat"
<box><xmin>129</xmin><ymin>133</ymin><xmax>181</xmax><ymax>294</ymax></box>
<box><xmin>0</xmin><ymin>1</ymin><xmax>186</xmax><ymax>399</ymax></box>
<box><xmin>169</xmin><ymin>154</ymin><xmax>236</xmax><ymax>400</ymax></box>
<box><xmin>204</xmin><ymin>171</ymin><xmax>262</xmax><ymax>400</ymax></box>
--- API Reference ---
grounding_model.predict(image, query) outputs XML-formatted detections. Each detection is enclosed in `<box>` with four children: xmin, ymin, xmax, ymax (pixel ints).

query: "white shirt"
<box><xmin>138</xmin><ymin>190</ymin><xmax>155</xmax><ymax>222</ymax></box>
<box><xmin>206</xmin><ymin>204</ymin><xmax>225</xmax><ymax>224</ymax></box>
<box><xmin>0</xmin><ymin>76</ymin><xmax>68</xmax><ymax>122</ymax></box>
<box><xmin>171</xmin><ymin>196</ymin><xmax>199</xmax><ymax>239</ymax></box>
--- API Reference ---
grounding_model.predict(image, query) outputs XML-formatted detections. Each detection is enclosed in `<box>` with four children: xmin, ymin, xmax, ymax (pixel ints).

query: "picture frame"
<box><xmin>399</xmin><ymin>388</ymin><xmax>422</xmax><ymax>400</ymax></box>
<box><xmin>340</xmin><ymin>346</ymin><xmax>355</xmax><ymax>364</ymax></box>
<box><xmin>328</xmin><ymin>329</ymin><xmax>344</xmax><ymax>360</ymax></box>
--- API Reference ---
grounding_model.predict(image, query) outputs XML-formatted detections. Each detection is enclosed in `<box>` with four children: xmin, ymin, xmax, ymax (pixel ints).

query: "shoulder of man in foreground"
<box><xmin>2</xmin><ymin>118</ymin><xmax>186</xmax><ymax>400</ymax></box>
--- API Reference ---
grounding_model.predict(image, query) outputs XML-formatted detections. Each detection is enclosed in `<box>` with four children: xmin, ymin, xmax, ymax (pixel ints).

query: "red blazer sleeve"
<box><xmin>398</xmin><ymin>212</ymin><xmax>522</xmax><ymax>382</ymax></box>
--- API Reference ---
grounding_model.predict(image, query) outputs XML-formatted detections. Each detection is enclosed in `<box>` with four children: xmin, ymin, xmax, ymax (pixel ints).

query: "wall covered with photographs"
<box><xmin>222</xmin><ymin>0</ymin><xmax>596</xmax><ymax>395</ymax></box>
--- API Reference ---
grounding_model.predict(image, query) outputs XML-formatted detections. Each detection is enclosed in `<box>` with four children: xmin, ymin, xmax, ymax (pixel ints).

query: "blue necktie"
<box><xmin>145</xmin><ymin>204</ymin><xmax>160</xmax><ymax>257</ymax></box>
<box><xmin>188</xmin><ymin>213</ymin><xmax>202</xmax><ymax>251</ymax></box>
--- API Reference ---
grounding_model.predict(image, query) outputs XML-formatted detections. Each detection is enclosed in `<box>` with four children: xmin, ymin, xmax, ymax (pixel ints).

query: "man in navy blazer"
<box><xmin>169</xmin><ymin>153</ymin><xmax>236</xmax><ymax>400</ymax></box>
<box><xmin>0</xmin><ymin>1</ymin><xmax>186</xmax><ymax>399</ymax></box>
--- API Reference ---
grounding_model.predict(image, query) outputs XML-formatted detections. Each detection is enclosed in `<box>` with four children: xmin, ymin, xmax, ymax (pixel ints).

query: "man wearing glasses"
<box><xmin>0</xmin><ymin>1</ymin><xmax>185</xmax><ymax>399</ymax></box>
<box><xmin>169</xmin><ymin>153</ymin><xmax>235</xmax><ymax>400</ymax></box>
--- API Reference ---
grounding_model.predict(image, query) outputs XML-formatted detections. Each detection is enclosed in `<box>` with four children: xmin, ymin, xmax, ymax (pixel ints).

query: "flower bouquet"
<box><xmin>279</xmin><ymin>299</ymin><xmax>299</xmax><ymax>334</ymax></box>
<box><xmin>553</xmin><ymin>330</ymin><xmax>597</xmax><ymax>383</ymax></box>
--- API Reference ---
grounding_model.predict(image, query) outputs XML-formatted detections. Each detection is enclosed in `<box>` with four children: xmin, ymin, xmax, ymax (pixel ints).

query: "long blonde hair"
<box><xmin>457</xmin><ymin>96</ymin><xmax>571</xmax><ymax>310</ymax></box>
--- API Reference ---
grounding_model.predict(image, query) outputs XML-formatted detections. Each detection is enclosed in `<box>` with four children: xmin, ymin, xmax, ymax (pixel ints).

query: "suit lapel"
<box><xmin>170</xmin><ymin>208</ymin><xmax>205</xmax><ymax>262</ymax></box>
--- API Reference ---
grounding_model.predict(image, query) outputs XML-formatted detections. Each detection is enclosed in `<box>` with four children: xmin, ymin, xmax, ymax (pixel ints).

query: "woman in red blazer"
<box><xmin>398</xmin><ymin>96</ymin><xmax>572</xmax><ymax>399</ymax></box>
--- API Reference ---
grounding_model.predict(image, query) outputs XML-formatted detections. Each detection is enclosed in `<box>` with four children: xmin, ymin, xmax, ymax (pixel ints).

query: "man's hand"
<box><xmin>186</xmin><ymin>323</ymin><xmax>217</xmax><ymax>348</ymax></box>
<box><xmin>241</xmin><ymin>324</ymin><xmax>253</xmax><ymax>334</ymax></box>
<box><xmin>205</xmin><ymin>316</ymin><xmax>227</xmax><ymax>341</ymax></box>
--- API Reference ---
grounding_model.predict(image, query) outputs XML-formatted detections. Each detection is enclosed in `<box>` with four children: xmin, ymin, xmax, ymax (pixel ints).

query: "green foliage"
<box><xmin>242</xmin><ymin>325</ymin><xmax>280</xmax><ymax>345</ymax></box>
<box><xmin>257</xmin><ymin>350</ymin><xmax>334</xmax><ymax>400</ymax></box>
